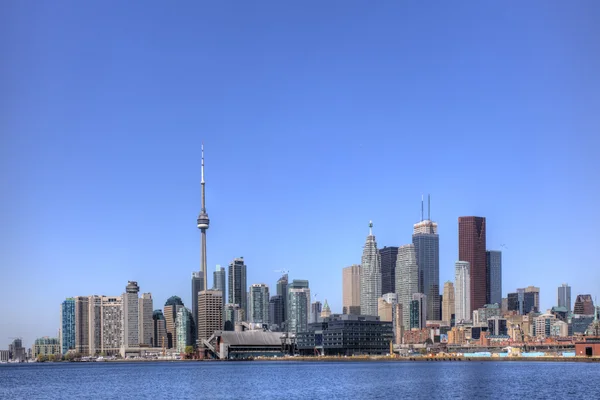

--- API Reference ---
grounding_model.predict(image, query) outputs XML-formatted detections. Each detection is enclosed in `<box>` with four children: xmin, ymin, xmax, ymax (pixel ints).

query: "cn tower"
<box><xmin>197</xmin><ymin>143</ymin><xmax>210</xmax><ymax>290</ymax></box>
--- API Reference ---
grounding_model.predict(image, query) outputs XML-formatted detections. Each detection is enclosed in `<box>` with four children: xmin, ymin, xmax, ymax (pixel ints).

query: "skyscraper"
<box><xmin>379</xmin><ymin>246</ymin><xmax>399</xmax><ymax>296</ymax></box>
<box><xmin>276</xmin><ymin>274</ymin><xmax>289</xmax><ymax>327</ymax></box>
<box><xmin>101</xmin><ymin>296</ymin><xmax>123</xmax><ymax>355</ymax></box>
<box><xmin>213</xmin><ymin>265</ymin><xmax>226</xmax><ymax>296</ymax></box>
<box><xmin>197</xmin><ymin>290</ymin><xmax>223</xmax><ymax>343</ymax></box>
<box><xmin>524</xmin><ymin>286</ymin><xmax>540</xmax><ymax>313</ymax></box>
<box><xmin>458</xmin><ymin>216</ymin><xmax>487</xmax><ymax>311</ymax></box>
<box><xmin>455</xmin><ymin>261</ymin><xmax>471</xmax><ymax>322</ymax></box>
<box><xmin>195</xmin><ymin>144</ymin><xmax>210</xmax><ymax>331</ymax></box>
<box><xmin>269</xmin><ymin>295</ymin><xmax>285</xmax><ymax>330</ymax></box>
<box><xmin>122</xmin><ymin>281</ymin><xmax>140</xmax><ymax>348</ymax></box>
<box><xmin>191</xmin><ymin>272</ymin><xmax>204</xmax><ymax>330</ymax></box>
<box><xmin>228</xmin><ymin>258</ymin><xmax>248</xmax><ymax>320</ymax></box>
<box><xmin>175</xmin><ymin>307</ymin><xmax>194</xmax><ymax>353</ymax></box>
<box><xmin>152</xmin><ymin>310</ymin><xmax>167</xmax><ymax>349</ymax></box>
<box><xmin>288</xmin><ymin>280</ymin><xmax>310</xmax><ymax>334</ymax></box>
<box><xmin>224</xmin><ymin>303</ymin><xmax>242</xmax><ymax>331</ymax></box>
<box><xmin>88</xmin><ymin>295</ymin><xmax>102</xmax><ymax>355</ymax></box>
<box><xmin>249</xmin><ymin>283</ymin><xmax>270</xmax><ymax>324</ymax></box>
<box><xmin>486</xmin><ymin>250</ymin><xmax>502</xmax><ymax>305</ymax></box>
<box><xmin>138</xmin><ymin>293</ymin><xmax>153</xmax><ymax>347</ymax></box>
<box><xmin>61</xmin><ymin>298</ymin><xmax>75</xmax><ymax>355</ymax></box>
<box><xmin>164</xmin><ymin>296</ymin><xmax>184</xmax><ymax>349</ymax></box>
<box><xmin>442</xmin><ymin>281</ymin><xmax>455</xmax><ymax>326</ymax></box>
<box><xmin>310</xmin><ymin>301</ymin><xmax>322</xmax><ymax>324</ymax></box>
<box><xmin>413</xmin><ymin>197</ymin><xmax>440</xmax><ymax>321</ymax></box>
<box><xmin>74</xmin><ymin>296</ymin><xmax>89</xmax><ymax>355</ymax></box>
<box><xmin>558</xmin><ymin>283</ymin><xmax>571</xmax><ymax>311</ymax></box>
<box><xmin>342</xmin><ymin>264</ymin><xmax>361</xmax><ymax>315</ymax></box>
<box><xmin>410</xmin><ymin>293</ymin><xmax>427</xmax><ymax>330</ymax></box>
<box><xmin>396</xmin><ymin>244</ymin><xmax>419</xmax><ymax>330</ymax></box>
<box><xmin>360</xmin><ymin>221</ymin><xmax>381</xmax><ymax>317</ymax></box>
<box><xmin>574</xmin><ymin>294</ymin><xmax>595</xmax><ymax>315</ymax></box>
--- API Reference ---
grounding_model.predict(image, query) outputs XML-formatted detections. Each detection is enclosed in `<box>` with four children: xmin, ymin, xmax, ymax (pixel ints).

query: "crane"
<box><xmin>273</xmin><ymin>270</ymin><xmax>289</xmax><ymax>275</ymax></box>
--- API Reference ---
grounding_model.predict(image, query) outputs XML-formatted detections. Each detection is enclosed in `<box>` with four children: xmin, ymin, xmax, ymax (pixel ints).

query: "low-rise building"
<box><xmin>33</xmin><ymin>337</ymin><xmax>61</xmax><ymax>358</ymax></box>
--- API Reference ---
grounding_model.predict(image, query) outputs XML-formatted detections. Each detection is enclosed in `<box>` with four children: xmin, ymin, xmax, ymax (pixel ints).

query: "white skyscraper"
<box><xmin>396</xmin><ymin>244</ymin><xmax>419</xmax><ymax>330</ymax></box>
<box><xmin>360</xmin><ymin>221</ymin><xmax>381</xmax><ymax>317</ymax></box>
<box><xmin>122</xmin><ymin>281</ymin><xmax>140</xmax><ymax>348</ymax></box>
<box><xmin>455</xmin><ymin>261</ymin><xmax>471</xmax><ymax>322</ymax></box>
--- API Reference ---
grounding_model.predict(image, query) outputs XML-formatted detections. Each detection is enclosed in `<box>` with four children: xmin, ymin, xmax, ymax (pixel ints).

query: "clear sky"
<box><xmin>1</xmin><ymin>1</ymin><xmax>599</xmax><ymax>348</ymax></box>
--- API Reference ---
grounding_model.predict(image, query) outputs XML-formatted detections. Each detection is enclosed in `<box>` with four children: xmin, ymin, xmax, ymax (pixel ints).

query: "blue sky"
<box><xmin>1</xmin><ymin>1</ymin><xmax>599</xmax><ymax>347</ymax></box>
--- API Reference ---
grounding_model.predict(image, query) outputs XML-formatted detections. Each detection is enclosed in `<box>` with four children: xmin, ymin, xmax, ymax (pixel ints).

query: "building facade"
<box><xmin>61</xmin><ymin>298</ymin><xmax>76</xmax><ymax>354</ymax></box>
<box><xmin>442</xmin><ymin>281</ymin><xmax>455</xmax><ymax>326</ymax></box>
<box><xmin>574</xmin><ymin>294</ymin><xmax>594</xmax><ymax>315</ymax></box>
<box><xmin>138</xmin><ymin>293</ymin><xmax>153</xmax><ymax>347</ymax></box>
<box><xmin>288</xmin><ymin>280</ymin><xmax>310</xmax><ymax>334</ymax></box>
<box><xmin>175</xmin><ymin>307</ymin><xmax>194</xmax><ymax>353</ymax></box>
<box><xmin>33</xmin><ymin>337</ymin><xmax>61</xmax><ymax>358</ymax></box>
<box><xmin>164</xmin><ymin>296</ymin><xmax>184</xmax><ymax>349</ymax></box>
<box><xmin>410</xmin><ymin>293</ymin><xmax>427</xmax><ymax>330</ymax></box>
<box><xmin>486</xmin><ymin>250</ymin><xmax>502</xmax><ymax>305</ymax></box>
<box><xmin>396</xmin><ymin>244</ymin><xmax>419</xmax><ymax>330</ymax></box>
<box><xmin>269</xmin><ymin>295</ymin><xmax>285</xmax><ymax>331</ymax></box>
<box><xmin>249</xmin><ymin>283</ymin><xmax>270</xmax><ymax>324</ymax></box>
<box><xmin>413</xmin><ymin>217</ymin><xmax>440</xmax><ymax>322</ymax></box>
<box><xmin>311</xmin><ymin>301</ymin><xmax>322</xmax><ymax>324</ymax></box>
<box><xmin>74</xmin><ymin>296</ymin><xmax>89</xmax><ymax>355</ymax></box>
<box><xmin>342</xmin><ymin>264</ymin><xmax>361</xmax><ymax>315</ymax></box>
<box><xmin>379</xmin><ymin>246</ymin><xmax>399</xmax><ymax>297</ymax></box>
<box><xmin>360</xmin><ymin>222</ymin><xmax>381</xmax><ymax>317</ymax></box>
<box><xmin>455</xmin><ymin>261</ymin><xmax>471</xmax><ymax>322</ymax></box>
<box><xmin>224</xmin><ymin>304</ymin><xmax>242</xmax><ymax>331</ymax></box>
<box><xmin>228</xmin><ymin>258</ymin><xmax>248</xmax><ymax>319</ymax></box>
<box><xmin>197</xmin><ymin>290</ymin><xmax>223</xmax><ymax>343</ymax></box>
<box><xmin>122</xmin><ymin>281</ymin><xmax>140</xmax><ymax>348</ymax></box>
<box><xmin>214</xmin><ymin>265</ymin><xmax>226</xmax><ymax>297</ymax></box>
<box><xmin>276</xmin><ymin>274</ymin><xmax>289</xmax><ymax>328</ymax></box>
<box><xmin>191</xmin><ymin>271</ymin><xmax>204</xmax><ymax>331</ymax></box>
<box><xmin>557</xmin><ymin>283</ymin><xmax>571</xmax><ymax>311</ymax></box>
<box><xmin>101</xmin><ymin>296</ymin><xmax>123</xmax><ymax>355</ymax></box>
<box><xmin>153</xmin><ymin>310</ymin><xmax>167</xmax><ymax>349</ymax></box>
<box><xmin>458</xmin><ymin>216</ymin><xmax>487</xmax><ymax>311</ymax></box>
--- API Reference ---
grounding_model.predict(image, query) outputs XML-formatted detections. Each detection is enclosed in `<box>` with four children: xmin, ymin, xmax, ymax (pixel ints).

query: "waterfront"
<box><xmin>1</xmin><ymin>361</ymin><xmax>598</xmax><ymax>399</ymax></box>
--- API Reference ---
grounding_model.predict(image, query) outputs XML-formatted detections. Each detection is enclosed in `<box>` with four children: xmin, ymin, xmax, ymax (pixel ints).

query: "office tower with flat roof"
<box><xmin>288</xmin><ymin>280</ymin><xmax>310</xmax><ymax>334</ymax></box>
<box><xmin>574</xmin><ymin>294</ymin><xmax>595</xmax><ymax>315</ymax></box>
<box><xmin>311</xmin><ymin>301</ymin><xmax>322</xmax><ymax>324</ymax></box>
<box><xmin>122</xmin><ymin>281</ymin><xmax>140</xmax><ymax>348</ymax></box>
<box><xmin>442</xmin><ymin>281</ymin><xmax>455</xmax><ymax>326</ymax></box>
<box><xmin>228</xmin><ymin>257</ymin><xmax>247</xmax><ymax>318</ymax></box>
<box><xmin>410</xmin><ymin>293</ymin><xmax>427</xmax><ymax>330</ymax></box>
<box><xmin>276</xmin><ymin>274</ymin><xmax>289</xmax><ymax>326</ymax></box>
<box><xmin>197</xmin><ymin>290</ymin><xmax>223</xmax><ymax>343</ymax></box>
<box><xmin>379</xmin><ymin>246</ymin><xmax>399</xmax><ymax>296</ymax></box>
<box><xmin>486</xmin><ymin>250</ymin><xmax>502</xmax><ymax>305</ymax></box>
<box><xmin>175</xmin><ymin>307</ymin><xmax>194</xmax><ymax>353</ymax></box>
<box><xmin>191</xmin><ymin>272</ymin><xmax>204</xmax><ymax>330</ymax></box>
<box><xmin>269</xmin><ymin>295</ymin><xmax>285</xmax><ymax>331</ymax></box>
<box><xmin>74</xmin><ymin>296</ymin><xmax>89</xmax><ymax>355</ymax></box>
<box><xmin>153</xmin><ymin>310</ymin><xmax>167</xmax><ymax>349</ymax></box>
<box><xmin>455</xmin><ymin>261</ymin><xmax>471</xmax><ymax>322</ymax></box>
<box><xmin>214</xmin><ymin>265</ymin><xmax>226</xmax><ymax>296</ymax></box>
<box><xmin>61</xmin><ymin>298</ymin><xmax>75</xmax><ymax>354</ymax></box>
<box><xmin>558</xmin><ymin>284</ymin><xmax>571</xmax><ymax>311</ymax></box>
<box><xmin>88</xmin><ymin>295</ymin><xmax>102</xmax><ymax>355</ymax></box>
<box><xmin>342</xmin><ymin>264</ymin><xmax>361</xmax><ymax>315</ymax></box>
<box><xmin>396</xmin><ymin>244</ymin><xmax>419</xmax><ymax>330</ymax></box>
<box><xmin>524</xmin><ymin>286</ymin><xmax>540</xmax><ymax>313</ymax></box>
<box><xmin>101</xmin><ymin>296</ymin><xmax>123</xmax><ymax>355</ymax></box>
<box><xmin>458</xmin><ymin>216</ymin><xmax>487</xmax><ymax>311</ymax></box>
<box><xmin>360</xmin><ymin>221</ymin><xmax>381</xmax><ymax>317</ymax></box>
<box><xmin>164</xmin><ymin>296</ymin><xmax>184</xmax><ymax>349</ymax></box>
<box><xmin>138</xmin><ymin>293</ymin><xmax>153</xmax><ymax>347</ymax></box>
<box><xmin>249</xmin><ymin>283</ymin><xmax>270</xmax><ymax>324</ymax></box>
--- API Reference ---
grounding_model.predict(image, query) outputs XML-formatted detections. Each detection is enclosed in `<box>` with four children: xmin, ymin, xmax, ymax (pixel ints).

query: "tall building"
<box><xmin>288</xmin><ymin>280</ymin><xmax>310</xmax><ymax>334</ymax></box>
<box><xmin>458</xmin><ymin>216</ymin><xmax>487</xmax><ymax>311</ymax></box>
<box><xmin>224</xmin><ymin>304</ymin><xmax>242</xmax><ymax>331</ymax></box>
<box><xmin>249</xmin><ymin>283</ymin><xmax>270</xmax><ymax>324</ymax></box>
<box><xmin>122</xmin><ymin>281</ymin><xmax>140</xmax><ymax>348</ymax></box>
<box><xmin>228</xmin><ymin>257</ymin><xmax>248</xmax><ymax>319</ymax></box>
<box><xmin>342</xmin><ymin>264</ymin><xmax>361</xmax><ymax>315</ymax></box>
<box><xmin>379</xmin><ymin>246</ymin><xmax>399</xmax><ymax>296</ymax></box>
<box><xmin>175</xmin><ymin>307</ymin><xmax>194</xmax><ymax>353</ymax></box>
<box><xmin>269</xmin><ymin>295</ymin><xmax>285</xmax><ymax>330</ymax></box>
<box><xmin>74</xmin><ymin>296</ymin><xmax>89</xmax><ymax>355</ymax></box>
<box><xmin>164</xmin><ymin>296</ymin><xmax>184</xmax><ymax>349</ymax></box>
<box><xmin>574</xmin><ymin>294</ymin><xmax>595</xmax><ymax>315</ymax></box>
<box><xmin>486</xmin><ymin>250</ymin><xmax>502</xmax><ymax>305</ymax></box>
<box><xmin>413</xmin><ymin>198</ymin><xmax>440</xmax><ymax>322</ymax></box>
<box><xmin>191</xmin><ymin>272</ymin><xmax>204</xmax><ymax>331</ymax></box>
<box><xmin>100</xmin><ymin>296</ymin><xmax>123</xmax><ymax>355</ymax></box>
<box><xmin>410</xmin><ymin>293</ymin><xmax>427</xmax><ymax>330</ymax></box>
<box><xmin>214</xmin><ymin>265</ymin><xmax>226</xmax><ymax>296</ymax></box>
<box><xmin>61</xmin><ymin>298</ymin><xmax>75</xmax><ymax>354</ymax></box>
<box><xmin>360</xmin><ymin>221</ymin><xmax>381</xmax><ymax>317</ymax></box>
<box><xmin>524</xmin><ymin>286</ymin><xmax>540</xmax><ymax>314</ymax></box>
<box><xmin>558</xmin><ymin>283</ymin><xmax>571</xmax><ymax>311</ymax></box>
<box><xmin>152</xmin><ymin>310</ymin><xmax>167</xmax><ymax>349</ymax></box>
<box><xmin>196</xmin><ymin>143</ymin><xmax>211</xmax><ymax>329</ymax></box>
<box><xmin>197</xmin><ymin>290</ymin><xmax>223</xmax><ymax>343</ymax></box>
<box><xmin>310</xmin><ymin>301</ymin><xmax>322</xmax><ymax>324</ymax></box>
<box><xmin>442</xmin><ymin>281</ymin><xmax>455</xmax><ymax>326</ymax></box>
<box><xmin>88</xmin><ymin>295</ymin><xmax>102</xmax><ymax>355</ymax></box>
<box><xmin>276</xmin><ymin>274</ymin><xmax>289</xmax><ymax>327</ymax></box>
<box><xmin>138</xmin><ymin>293</ymin><xmax>153</xmax><ymax>347</ymax></box>
<box><xmin>455</xmin><ymin>261</ymin><xmax>471</xmax><ymax>322</ymax></box>
<box><xmin>396</xmin><ymin>244</ymin><xmax>419</xmax><ymax>330</ymax></box>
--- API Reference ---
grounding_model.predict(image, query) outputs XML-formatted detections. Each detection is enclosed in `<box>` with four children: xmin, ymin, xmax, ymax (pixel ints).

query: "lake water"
<box><xmin>0</xmin><ymin>361</ymin><xmax>597</xmax><ymax>399</ymax></box>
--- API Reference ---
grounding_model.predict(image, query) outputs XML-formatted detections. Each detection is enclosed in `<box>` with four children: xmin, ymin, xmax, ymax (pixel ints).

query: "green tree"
<box><xmin>184</xmin><ymin>346</ymin><xmax>194</xmax><ymax>359</ymax></box>
<box><xmin>37</xmin><ymin>354</ymin><xmax>47</xmax><ymax>362</ymax></box>
<box><xmin>48</xmin><ymin>354</ymin><xmax>56</xmax><ymax>362</ymax></box>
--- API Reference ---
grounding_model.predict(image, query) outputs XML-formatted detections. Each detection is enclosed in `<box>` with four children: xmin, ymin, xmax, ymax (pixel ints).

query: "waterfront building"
<box><xmin>88</xmin><ymin>295</ymin><xmax>102</xmax><ymax>355</ymax></box>
<box><xmin>379</xmin><ymin>246</ymin><xmax>399</xmax><ymax>296</ymax></box>
<box><xmin>228</xmin><ymin>258</ymin><xmax>248</xmax><ymax>318</ymax></box>
<box><xmin>224</xmin><ymin>303</ymin><xmax>242</xmax><ymax>331</ymax></box>
<box><xmin>455</xmin><ymin>261</ymin><xmax>471</xmax><ymax>322</ymax></box>
<box><xmin>8</xmin><ymin>338</ymin><xmax>25</xmax><ymax>362</ymax></box>
<box><xmin>410</xmin><ymin>293</ymin><xmax>427</xmax><ymax>330</ymax></box>
<box><xmin>33</xmin><ymin>337</ymin><xmax>61</xmax><ymax>358</ymax></box>
<box><xmin>61</xmin><ymin>298</ymin><xmax>75</xmax><ymax>354</ymax></box>
<box><xmin>164</xmin><ymin>296</ymin><xmax>184</xmax><ymax>349</ymax></box>
<box><xmin>442</xmin><ymin>282</ymin><xmax>455</xmax><ymax>326</ymax></box>
<box><xmin>557</xmin><ymin>283</ymin><xmax>571</xmax><ymax>311</ymax></box>
<box><xmin>486</xmin><ymin>250</ymin><xmax>502</xmax><ymax>305</ymax></box>
<box><xmin>152</xmin><ymin>310</ymin><xmax>168</xmax><ymax>349</ymax></box>
<box><xmin>342</xmin><ymin>265</ymin><xmax>361</xmax><ymax>315</ymax></box>
<box><xmin>396</xmin><ymin>244</ymin><xmax>419</xmax><ymax>330</ymax></box>
<box><xmin>101</xmin><ymin>296</ymin><xmax>123</xmax><ymax>355</ymax></box>
<box><xmin>175</xmin><ymin>307</ymin><xmax>194</xmax><ymax>353</ymax></box>
<box><xmin>276</xmin><ymin>274</ymin><xmax>289</xmax><ymax>327</ymax></box>
<box><xmin>458</xmin><ymin>216</ymin><xmax>487</xmax><ymax>311</ymax></box>
<box><xmin>287</xmin><ymin>280</ymin><xmax>310</xmax><ymax>334</ymax></box>
<box><xmin>249</xmin><ymin>283</ymin><xmax>270</xmax><ymax>324</ymax></box>
<box><xmin>122</xmin><ymin>281</ymin><xmax>140</xmax><ymax>348</ymax></box>
<box><xmin>413</xmin><ymin>198</ymin><xmax>440</xmax><ymax>321</ymax></box>
<box><xmin>574</xmin><ymin>294</ymin><xmax>595</xmax><ymax>315</ymax></box>
<box><xmin>138</xmin><ymin>293</ymin><xmax>153</xmax><ymax>347</ymax></box>
<box><xmin>74</xmin><ymin>296</ymin><xmax>89</xmax><ymax>355</ymax></box>
<box><xmin>473</xmin><ymin>304</ymin><xmax>501</xmax><ymax>326</ymax></box>
<box><xmin>310</xmin><ymin>301</ymin><xmax>322</xmax><ymax>324</ymax></box>
<box><xmin>321</xmin><ymin>300</ymin><xmax>331</xmax><ymax>319</ymax></box>
<box><xmin>197</xmin><ymin>290</ymin><xmax>223</xmax><ymax>344</ymax></box>
<box><xmin>191</xmin><ymin>271</ymin><xmax>204</xmax><ymax>330</ymax></box>
<box><xmin>0</xmin><ymin>350</ymin><xmax>8</xmax><ymax>362</ymax></box>
<box><xmin>268</xmin><ymin>295</ymin><xmax>284</xmax><ymax>331</ymax></box>
<box><xmin>196</xmin><ymin>143</ymin><xmax>211</xmax><ymax>336</ymax></box>
<box><xmin>360</xmin><ymin>221</ymin><xmax>381</xmax><ymax>317</ymax></box>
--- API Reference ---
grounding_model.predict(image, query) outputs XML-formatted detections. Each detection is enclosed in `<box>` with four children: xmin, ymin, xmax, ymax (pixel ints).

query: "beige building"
<box><xmin>75</xmin><ymin>296</ymin><xmax>89</xmax><ymax>355</ymax></box>
<box><xmin>378</xmin><ymin>297</ymin><xmax>393</xmax><ymax>322</ymax></box>
<box><xmin>138</xmin><ymin>293</ymin><xmax>153</xmax><ymax>347</ymax></box>
<box><xmin>33</xmin><ymin>337</ymin><xmax>61</xmax><ymax>357</ymax></box>
<box><xmin>101</xmin><ymin>296</ymin><xmax>123</xmax><ymax>355</ymax></box>
<box><xmin>442</xmin><ymin>282</ymin><xmax>455</xmax><ymax>326</ymax></box>
<box><xmin>198</xmin><ymin>290</ymin><xmax>223</xmax><ymax>343</ymax></box>
<box><xmin>88</xmin><ymin>295</ymin><xmax>102</xmax><ymax>355</ymax></box>
<box><xmin>342</xmin><ymin>264</ymin><xmax>361</xmax><ymax>315</ymax></box>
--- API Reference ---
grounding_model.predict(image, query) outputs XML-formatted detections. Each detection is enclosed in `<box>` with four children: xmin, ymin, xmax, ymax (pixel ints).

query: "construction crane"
<box><xmin>273</xmin><ymin>269</ymin><xmax>289</xmax><ymax>275</ymax></box>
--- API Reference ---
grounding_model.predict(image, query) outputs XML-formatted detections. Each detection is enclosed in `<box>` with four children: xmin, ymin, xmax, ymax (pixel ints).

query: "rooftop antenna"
<box><xmin>421</xmin><ymin>195</ymin><xmax>424</xmax><ymax>222</ymax></box>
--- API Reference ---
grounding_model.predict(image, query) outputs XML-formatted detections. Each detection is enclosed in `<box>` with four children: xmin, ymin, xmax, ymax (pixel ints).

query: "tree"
<box><xmin>184</xmin><ymin>346</ymin><xmax>195</xmax><ymax>359</ymax></box>
<box><xmin>37</xmin><ymin>354</ymin><xmax>47</xmax><ymax>362</ymax></box>
<box><xmin>48</xmin><ymin>354</ymin><xmax>56</xmax><ymax>362</ymax></box>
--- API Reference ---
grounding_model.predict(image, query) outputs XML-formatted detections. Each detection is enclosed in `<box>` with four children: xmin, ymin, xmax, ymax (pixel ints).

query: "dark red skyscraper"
<box><xmin>458</xmin><ymin>217</ymin><xmax>487</xmax><ymax>312</ymax></box>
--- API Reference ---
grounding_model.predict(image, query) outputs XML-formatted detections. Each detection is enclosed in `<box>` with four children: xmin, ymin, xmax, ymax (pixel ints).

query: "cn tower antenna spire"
<box><xmin>197</xmin><ymin>142</ymin><xmax>210</xmax><ymax>288</ymax></box>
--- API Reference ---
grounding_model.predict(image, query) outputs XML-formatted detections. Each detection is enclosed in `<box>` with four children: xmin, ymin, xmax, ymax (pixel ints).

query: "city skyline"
<box><xmin>3</xmin><ymin>2</ymin><xmax>599</xmax><ymax>347</ymax></box>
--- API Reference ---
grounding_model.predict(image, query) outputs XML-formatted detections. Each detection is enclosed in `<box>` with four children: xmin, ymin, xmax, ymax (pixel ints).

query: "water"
<box><xmin>0</xmin><ymin>361</ymin><xmax>597</xmax><ymax>399</ymax></box>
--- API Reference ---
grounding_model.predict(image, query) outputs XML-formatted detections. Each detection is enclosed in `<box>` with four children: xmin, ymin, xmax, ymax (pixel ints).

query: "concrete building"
<box><xmin>101</xmin><ymin>296</ymin><xmax>123</xmax><ymax>355</ymax></box>
<box><xmin>228</xmin><ymin>258</ymin><xmax>247</xmax><ymax>318</ymax></box>
<box><xmin>396</xmin><ymin>244</ymin><xmax>419</xmax><ymax>330</ymax></box>
<box><xmin>122</xmin><ymin>281</ymin><xmax>140</xmax><ymax>348</ymax></box>
<box><xmin>442</xmin><ymin>281</ymin><xmax>455</xmax><ymax>326</ymax></box>
<box><xmin>138</xmin><ymin>293</ymin><xmax>153</xmax><ymax>347</ymax></box>
<box><xmin>224</xmin><ymin>304</ymin><xmax>242</xmax><ymax>331</ymax></box>
<box><xmin>175</xmin><ymin>307</ymin><xmax>194</xmax><ymax>353</ymax></box>
<box><xmin>486</xmin><ymin>250</ymin><xmax>502</xmax><ymax>305</ymax></box>
<box><xmin>360</xmin><ymin>221</ymin><xmax>381</xmax><ymax>317</ymax></box>
<box><xmin>534</xmin><ymin>312</ymin><xmax>557</xmax><ymax>339</ymax></box>
<box><xmin>310</xmin><ymin>301</ymin><xmax>322</xmax><ymax>324</ymax></box>
<box><xmin>410</xmin><ymin>293</ymin><xmax>427</xmax><ymax>330</ymax></box>
<box><xmin>88</xmin><ymin>295</ymin><xmax>102</xmax><ymax>355</ymax></box>
<box><xmin>455</xmin><ymin>261</ymin><xmax>471</xmax><ymax>322</ymax></box>
<box><xmin>61</xmin><ymin>298</ymin><xmax>75</xmax><ymax>354</ymax></box>
<box><xmin>197</xmin><ymin>290</ymin><xmax>223</xmax><ymax>344</ymax></box>
<box><xmin>473</xmin><ymin>304</ymin><xmax>501</xmax><ymax>326</ymax></box>
<box><xmin>574</xmin><ymin>294</ymin><xmax>595</xmax><ymax>315</ymax></box>
<box><xmin>487</xmin><ymin>317</ymin><xmax>508</xmax><ymax>336</ymax></box>
<box><xmin>378</xmin><ymin>297</ymin><xmax>393</xmax><ymax>322</ymax></box>
<box><xmin>152</xmin><ymin>310</ymin><xmax>167</xmax><ymax>349</ymax></box>
<box><xmin>210</xmin><ymin>330</ymin><xmax>285</xmax><ymax>359</ymax></box>
<box><xmin>458</xmin><ymin>216</ymin><xmax>487</xmax><ymax>311</ymax></box>
<box><xmin>164</xmin><ymin>296</ymin><xmax>184</xmax><ymax>349</ymax></box>
<box><xmin>33</xmin><ymin>337</ymin><xmax>61</xmax><ymax>358</ymax></box>
<box><xmin>74</xmin><ymin>296</ymin><xmax>89</xmax><ymax>355</ymax></box>
<box><xmin>342</xmin><ymin>264</ymin><xmax>361</xmax><ymax>315</ymax></box>
<box><xmin>379</xmin><ymin>246</ymin><xmax>399</xmax><ymax>296</ymax></box>
<box><xmin>269</xmin><ymin>295</ymin><xmax>285</xmax><ymax>331</ymax></box>
<box><xmin>557</xmin><ymin>283</ymin><xmax>571</xmax><ymax>311</ymax></box>
<box><xmin>249</xmin><ymin>283</ymin><xmax>270</xmax><ymax>324</ymax></box>
<box><xmin>287</xmin><ymin>280</ymin><xmax>310</xmax><ymax>334</ymax></box>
